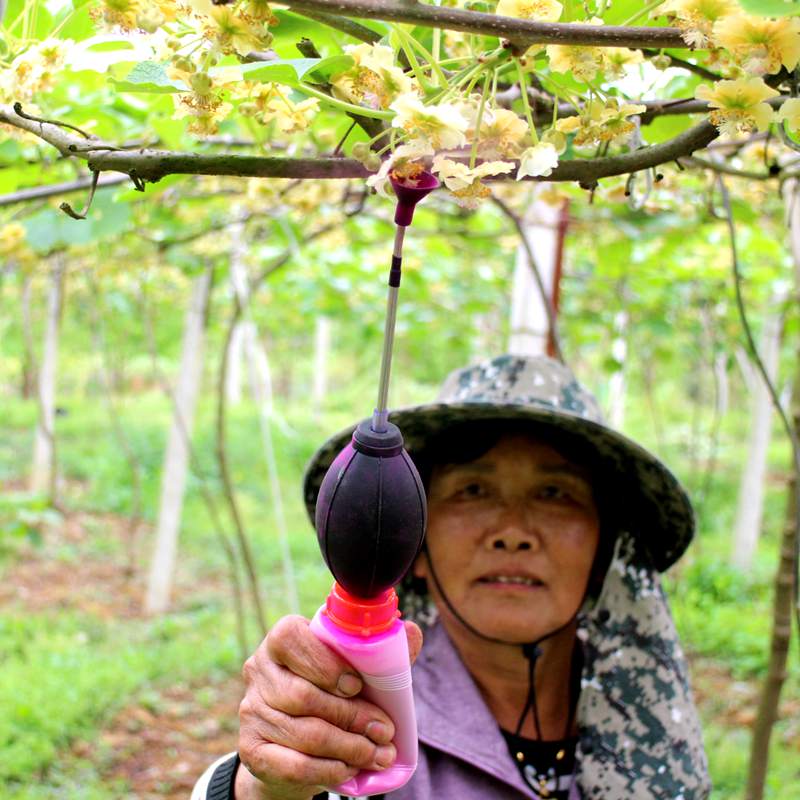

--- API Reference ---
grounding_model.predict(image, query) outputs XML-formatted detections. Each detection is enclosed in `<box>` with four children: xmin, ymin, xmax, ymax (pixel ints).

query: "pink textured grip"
<box><xmin>309</xmin><ymin>606</ymin><xmax>418</xmax><ymax>796</ymax></box>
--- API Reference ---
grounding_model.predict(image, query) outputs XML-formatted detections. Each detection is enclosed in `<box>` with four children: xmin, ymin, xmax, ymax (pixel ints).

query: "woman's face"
<box><xmin>414</xmin><ymin>432</ymin><xmax>600</xmax><ymax>644</ymax></box>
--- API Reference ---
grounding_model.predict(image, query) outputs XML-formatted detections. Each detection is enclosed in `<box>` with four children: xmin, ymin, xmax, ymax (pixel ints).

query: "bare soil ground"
<box><xmin>73</xmin><ymin>676</ymin><xmax>243</xmax><ymax>799</ymax></box>
<box><xmin>1</xmin><ymin>505</ymin><xmax>241</xmax><ymax>797</ymax></box>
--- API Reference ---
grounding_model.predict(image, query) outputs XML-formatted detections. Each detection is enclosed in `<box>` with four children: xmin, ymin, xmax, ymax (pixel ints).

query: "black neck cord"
<box><xmin>422</xmin><ymin>547</ymin><xmax>580</xmax><ymax>742</ymax></box>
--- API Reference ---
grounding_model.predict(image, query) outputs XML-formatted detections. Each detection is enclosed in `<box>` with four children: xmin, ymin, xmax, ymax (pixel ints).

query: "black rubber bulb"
<box><xmin>315</xmin><ymin>420</ymin><xmax>427</xmax><ymax>598</ymax></box>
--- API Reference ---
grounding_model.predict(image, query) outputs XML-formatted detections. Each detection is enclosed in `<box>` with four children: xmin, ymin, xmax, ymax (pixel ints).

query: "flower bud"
<box><xmin>136</xmin><ymin>7</ymin><xmax>165</xmax><ymax>33</ymax></box>
<box><xmin>652</xmin><ymin>54</ymin><xmax>672</xmax><ymax>70</ymax></box>
<box><xmin>238</xmin><ymin>102</ymin><xmax>260</xmax><ymax>117</ymax></box>
<box><xmin>352</xmin><ymin>142</ymin><xmax>371</xmax><ymax>159</ymax></box>
<box><xmin>173</xmin><ymin>56</ymin><xmax>196</xmax><ymax>73</ymax></box>
<box><xmin>542</xmin><ymin>128</ymin><xmax>567</xmax><ymax>154</ymax></box>
<box><xmin>364</xmin><ymin>153</ymin><xmax>382</xmax><ymax>171</ymax></box>
<box><xmin>190</xmin><ymin>72</ymin><xmax>213</xmax><ymax>95</ymax></box>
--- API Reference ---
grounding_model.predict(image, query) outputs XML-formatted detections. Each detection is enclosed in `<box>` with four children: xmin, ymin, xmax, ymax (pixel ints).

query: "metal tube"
<box><xmin>372</xmin><ymin>226</ymin><xmax>407</xmax><ymax>432</ymax></box>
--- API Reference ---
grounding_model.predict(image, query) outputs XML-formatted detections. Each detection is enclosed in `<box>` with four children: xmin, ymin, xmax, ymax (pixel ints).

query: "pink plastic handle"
<box><xmin>309</xmin><ymin>607</ymin><xmax>418</xmax><ymax>796</ymax></box>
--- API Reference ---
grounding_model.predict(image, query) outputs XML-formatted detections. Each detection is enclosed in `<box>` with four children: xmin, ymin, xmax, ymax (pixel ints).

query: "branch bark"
<box><xmin>281</xmin><ymin>0</ymin><xmax>689</xmax><ymax>49</ymax></box>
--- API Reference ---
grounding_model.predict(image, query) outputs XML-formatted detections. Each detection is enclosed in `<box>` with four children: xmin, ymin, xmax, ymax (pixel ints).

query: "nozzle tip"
<box><xmin>391</xmin><ymin>171</ymin><xmax>439</xmax><ymax>226</ymax></box>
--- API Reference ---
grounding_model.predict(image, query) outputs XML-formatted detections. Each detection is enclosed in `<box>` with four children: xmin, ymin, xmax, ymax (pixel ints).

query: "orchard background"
<box><xmin>1</xmin><ymin>0</ymin><xmax>800</xmax><ymax>797</ymax></box>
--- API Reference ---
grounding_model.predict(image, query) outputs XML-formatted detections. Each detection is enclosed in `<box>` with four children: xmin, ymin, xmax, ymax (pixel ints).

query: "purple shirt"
<box><xmin>394</xmin><ymin>622</ymin><xmax>580</xmax><ymax>800</ymax></box>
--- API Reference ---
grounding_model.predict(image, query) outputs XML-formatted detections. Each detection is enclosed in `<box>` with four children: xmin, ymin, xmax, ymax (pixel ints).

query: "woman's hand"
<box><xmin>236</xmin><ymin>614</ymin><xmax>423</xmax><ymax>800</ymax></box>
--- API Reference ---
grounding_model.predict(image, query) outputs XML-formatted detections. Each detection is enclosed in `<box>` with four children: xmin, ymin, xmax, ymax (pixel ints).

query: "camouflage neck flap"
<box><xmin>574</xmin><ymin>532</ymin><xmax>711</xmax><ymax>799</ymax></box>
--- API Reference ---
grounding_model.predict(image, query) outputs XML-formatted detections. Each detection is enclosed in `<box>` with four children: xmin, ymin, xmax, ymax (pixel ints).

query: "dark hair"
<box><xmin>404</xmin><ymin>420</ymin><xmax>617</xmax><ymax>602</ymax></box>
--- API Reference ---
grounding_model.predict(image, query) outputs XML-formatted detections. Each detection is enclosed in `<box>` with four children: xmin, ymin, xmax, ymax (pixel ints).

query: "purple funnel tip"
<box><xmin>391</xmin><ymin>171</ymin><xmax>439</xmax><ymax>227</ymax></box>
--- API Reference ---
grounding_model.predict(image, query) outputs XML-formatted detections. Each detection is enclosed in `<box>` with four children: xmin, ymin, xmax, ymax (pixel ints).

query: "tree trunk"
<box><xmin>20</xmin><ymin>271</ymin><xmax>37</xmax><ymax>398</ymax></box>
<box><xmin>731</xmin><ymin>311</ymin><xmax>783</xmax><ymax>571</ymax></box>
<box><xmin>508</xmin><ymin>190</ymin><xmax>561</xmax><ymax>357</ymax></box>
<box><xmin>744</xmin><ymin>173</ymin><xmax>800</xmax><ymax>800</ymax></box>
<box><xmin>228</xmin><ymin>220</ymin><xmax>299</xmax><ymax>616</ymax></box>
<box><xmin>744</xmin><ymin>360</ymin><xmax>798</xmax><ymax>800</ymax></box>
<box><xmin>30</xmin><ymin>254</ymin><xmax>65</xmax><ymax>502</ymax></box>
<box><xmin>226</xmin><ymin>322</ymin><xmax>245</xmax><ymax>405</ymax></box>
<box><xmin>313</xmin><ymin>315</ymin><xmax>332</xmax><ymax>419</ymax></box>
<box><xmin>145</xmin><ymin>266</ymin><xmax>213</xmax><ymax>614</ymax></box>
<box><xmin>607</xmin><ymin>308</ymin><xmax>628</xmax><ymax>429</ymax></box>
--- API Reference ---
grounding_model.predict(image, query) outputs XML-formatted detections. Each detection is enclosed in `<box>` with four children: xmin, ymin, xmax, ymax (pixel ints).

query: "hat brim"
<box><xmin>302</xmin><ymin>402</ymin><xmax>695</xmax><ymax>572</ymax></box>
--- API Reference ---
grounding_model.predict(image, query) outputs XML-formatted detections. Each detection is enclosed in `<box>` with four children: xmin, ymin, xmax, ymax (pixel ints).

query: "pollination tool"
<box><xmin>308</xmin><ymin>171</ymin><xmax>439</xmax><ymax>797</ymax></box>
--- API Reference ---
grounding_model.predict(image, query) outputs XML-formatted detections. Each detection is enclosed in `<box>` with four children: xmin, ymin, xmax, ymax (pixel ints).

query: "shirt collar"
<box><xmin>412</xmin><ymin>621</ymin><xmax>540</xmax><ymax>798</ymax></box>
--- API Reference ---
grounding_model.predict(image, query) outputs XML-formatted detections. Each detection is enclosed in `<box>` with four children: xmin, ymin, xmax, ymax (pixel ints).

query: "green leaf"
<box><xmin>643</xmin><ymin>113</ymin><xmax>693</xmax><ymax>144</ymax></box>
<box><xmin>110</xmin><ymin>61</ymin><xmax>188</xmax><ymax>93</ymax></box>
<box><xmin>87</xmin><ymin>38</ymin><xmax>136</xmax><ymax>52</ymax></box>
<box><xmin>22</xmin><ymin>190</ymin><xmax>131</xmax><ymax>253</ymax></box>
<box><xmin>237</xmin><ymin>56</ymin><xmax>353</xmax><ymax>87</ymax></box>
<box><xmin>736</xmin><ymin>0</ymin><xmax>800</xmax><ymax>15</ymax></box>
<box><xmin>0</xmin><ymin>139</ymin><xmax>23</xmax><ymax>165</ymax></box>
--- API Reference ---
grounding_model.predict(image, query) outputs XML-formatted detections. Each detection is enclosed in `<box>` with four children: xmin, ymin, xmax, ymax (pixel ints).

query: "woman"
<box><xmin>193</xmin><ymin>354</ymin><xmax>711</xmax><ymax>800</ymax></box>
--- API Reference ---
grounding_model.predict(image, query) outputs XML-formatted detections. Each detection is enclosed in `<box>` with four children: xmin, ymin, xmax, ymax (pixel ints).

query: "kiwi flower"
<box><xmin>478</xmin><ymin>108</ymin><xmax>530</xmax><ymax>158</ymax></box>
<box><xmin>201</xmin><ymin>6</ymin><xmax>271</xmax><ymax>56</ymax></box>
<box><xmin>366</xmin><ymin>142</ymin><xmax>435</xmax><ymax>197</ymax></box>
<box><xmin>546</xmin><ymin>19</ymin><xmax>610</xmax><ymax>83</ymax></box>
<box><xmin>713</xmin><ymin>13</ymin><xmax>800</xmax><ymax>75</ymax></box>
<box><xmin>390</xmin><ymin>94</ymin><xmax>470</xmax><ymax>150</ymax></box>
<box><xmin>695</xmin><ymin>77</ymin><xmax>779</xmax><ymax>136</ymax></box>
<box><xmin>432</xmin><ymin>156</ymin><xmax>514</xmax><ymax>208</ymax></box>
<box><xmin>0</xmin><ymin>38</ymin><xmax>70</xmax><ymax>101</ymax></box>
<box><xmin>495</xmin><ymin>0</ymin><xmax>562</xmax><ymax>21</ymax></box>
<box><xmin>331</xmin><ymin>44</ymin><xmax>415</xmax><ymax>110</ymax></box>
<box><xmin>516</xmin><ymin>142</ymin><xmax>560</xmax><ymax>180</ymax></box>
<box><xmin>658</xmin><ymin>0</ymin><xmax>737</xmax><ymax>48</ymax></box>
<box><xmin>777</xmin><ymin>98</ymin><xmax>800</xmax><ymax>134</ymax></box>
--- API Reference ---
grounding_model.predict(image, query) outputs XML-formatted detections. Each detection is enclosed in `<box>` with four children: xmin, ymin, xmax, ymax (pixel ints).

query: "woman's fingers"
<box><xmin>238</xmin><ymin>738</ymin><xmax>358</xmax><ymax>799</ymax></box>
<box><xmin>260</xmin><ymin>662</ymin><xmax>394</xmax><ymax>743</ymax></box>
<box><xmin>240</xmin><ymin>692</ymin><xmax>396</xmax><ymax>771</ymax></box>
<box><xmin>264</xmin><ymin>615</ymin><xmax>364</xmax><ymax>698</ymax></box>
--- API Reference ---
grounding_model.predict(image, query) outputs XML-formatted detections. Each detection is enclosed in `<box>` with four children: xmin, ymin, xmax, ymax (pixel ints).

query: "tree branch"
<box><xmin>497</xmin><ymin>87</ymin><xmax>791</xmax><ymax>128</ymax></box>
<box><xmin>293</xmin><ymin>8</ymin><xmax>382</xmax><ymax>42</ymax></box>
<box><xmin>1</xmin><ymin>103</ymin><xmax>720</xmax><ymax>188</ymax></box>
<box><xmin>281</xmin><ymin>0</ymin><xmax>689</xmax><ymax>49</ymax></box>
<box><xmin>542</xmin><ymin>119</ymin><xmax>718</xmax><ymax>185</ymax></box>
<box><xmin>679</xmin><ymin>155</ymin><xmax>775</xmax><ymax>180</ymax></box>
<box><xmin>0</xmin><ymin>172</ymin><xmax>129</xmax><ymax>207</ymax></box>
<box><xmin>641</xmin><ymin>49</ymin><xmax>720</xmax><ymax>81</ymax></box>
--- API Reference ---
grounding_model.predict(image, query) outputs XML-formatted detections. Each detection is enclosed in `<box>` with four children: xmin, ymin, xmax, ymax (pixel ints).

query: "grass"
<box><xmin>0</xmin><ymin>607</ymin><xmax>237</xmax><ymax>788</ymax></box>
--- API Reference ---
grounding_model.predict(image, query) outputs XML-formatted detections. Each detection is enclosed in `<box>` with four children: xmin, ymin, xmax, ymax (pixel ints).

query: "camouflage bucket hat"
<box><xmin>303</xmin><ymin>354</ymin><xmax>695</xmax><ymax>572</ymax></box>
